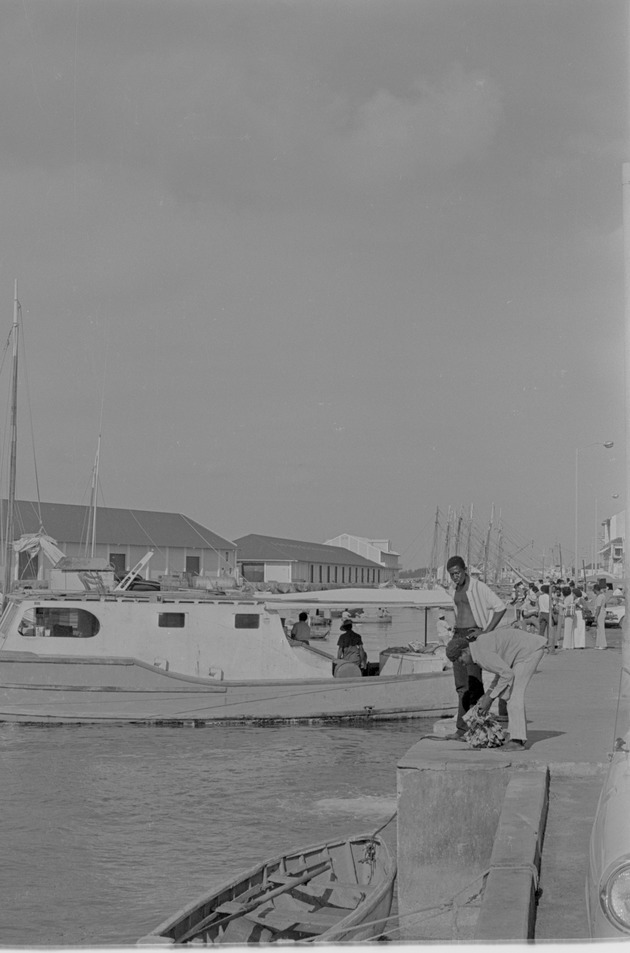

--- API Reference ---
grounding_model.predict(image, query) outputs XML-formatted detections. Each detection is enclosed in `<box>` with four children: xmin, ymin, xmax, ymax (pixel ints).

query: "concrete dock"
<box><xmin>396</xmin><ymin>624</ymin><xmax>626</xmax><ymax>942</ymax></box>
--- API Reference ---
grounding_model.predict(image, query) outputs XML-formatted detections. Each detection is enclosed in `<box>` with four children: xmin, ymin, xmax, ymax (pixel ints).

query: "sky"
<box><xmin>0</xmin><ymin>0</ymin><xmax>627</xmax><ymax>571</ymax></box>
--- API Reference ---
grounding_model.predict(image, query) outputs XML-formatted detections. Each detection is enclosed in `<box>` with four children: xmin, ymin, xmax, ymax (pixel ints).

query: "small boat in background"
<box><xmin>137</xmin><ymin>832</ymin><xmax>396</xmax><ymax>945</ymax></box>
<box><xmin>353</xmin><ymin>608</ymin><xmax>392</xmax><ymax>624</ymax></box>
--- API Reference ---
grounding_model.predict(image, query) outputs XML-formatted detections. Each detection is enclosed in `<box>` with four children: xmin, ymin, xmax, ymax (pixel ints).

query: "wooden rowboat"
<box><xmin>138</xmin><ymin>832</ymin><xmax>396</xmax><ymax>945</ymax></box>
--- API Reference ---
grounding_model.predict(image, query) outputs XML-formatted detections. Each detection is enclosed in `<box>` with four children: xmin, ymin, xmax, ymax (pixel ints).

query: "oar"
<box><xmin>177</xmin><ymin>859</ymin><xmax>332</xmax><ymax>943</ymax></box>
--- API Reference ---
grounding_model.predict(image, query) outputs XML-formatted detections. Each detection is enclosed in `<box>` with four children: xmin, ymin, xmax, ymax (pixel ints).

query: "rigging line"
<box><xmin>400</xmin><ymin>512</ymin><xmax>438</xmax><ymax>559</ymax></box>
<box><xmin>124</xmin><ymin>508</ymin><xmax>167</xmax><ymax>562</ymax></box>
<box><xmin>179</xmin><ymin>513</ymin><xmax>230</xmax><ymax>565</ymax></box>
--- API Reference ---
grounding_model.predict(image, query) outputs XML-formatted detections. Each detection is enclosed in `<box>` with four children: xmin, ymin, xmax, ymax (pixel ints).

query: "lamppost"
<box><xmin>574</xmin><ymin>441</ymin><xmax>614</xmax><ymax>581</ymax></box>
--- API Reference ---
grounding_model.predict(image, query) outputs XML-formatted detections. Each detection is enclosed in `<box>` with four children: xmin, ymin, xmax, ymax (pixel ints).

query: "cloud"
<box><xmin>324</xmin><ymin>65</ymin><xmax>503</xmax><ymax>192</ymax></box>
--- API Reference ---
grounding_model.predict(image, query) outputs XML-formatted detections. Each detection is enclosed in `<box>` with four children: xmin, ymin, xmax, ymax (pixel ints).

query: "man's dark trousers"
<box><xmin>453</xmin><ymin>626</ymin><xmax>484</xmax><ymax>732</ymax></box>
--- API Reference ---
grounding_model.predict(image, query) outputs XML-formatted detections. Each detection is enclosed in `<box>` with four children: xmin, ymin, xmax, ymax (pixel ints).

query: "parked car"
<box><xmin>605</xmin><ymin>596</ymin><xmax>626</xmax><ymax>628</ymax></box>
<box><xmin>586</xmin><ymin>647</ymin><xmax>630</xmax><ymax>940</ymax></box>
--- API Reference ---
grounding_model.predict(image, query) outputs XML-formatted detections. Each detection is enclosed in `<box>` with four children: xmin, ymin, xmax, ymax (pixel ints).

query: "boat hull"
<box><xmin>0</xmin><ymin>652</ymin><xmax>455</xmax><ymax>725</ymax></box>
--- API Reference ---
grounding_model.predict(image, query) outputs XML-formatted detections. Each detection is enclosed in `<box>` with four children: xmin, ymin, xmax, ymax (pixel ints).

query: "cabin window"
<box><xmin>234</xmin><ymin>614</ymin><xmax>260</xmax><ymax>629</ymax></box>
<box><xmin>18</xmin><ymin>607</ymin><xmax>100</xmax><ymax>639</ymax></box>
<box><xmin>158</xmin><ymin>612</ymin><xmax>186</xmax><ymax>628</ymax></box>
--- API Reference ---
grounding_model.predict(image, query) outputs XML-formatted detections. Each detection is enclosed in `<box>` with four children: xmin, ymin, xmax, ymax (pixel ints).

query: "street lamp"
<box><xmin>575</xmin><ymin>441</ymin><xmax>614</xmax><ymax>581</ymax></box>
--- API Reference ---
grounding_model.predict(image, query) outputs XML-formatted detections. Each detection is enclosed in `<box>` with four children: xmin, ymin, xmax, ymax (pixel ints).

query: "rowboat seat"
<box><xmin>244</xmin><ymin>904</ymin><xmax>345</xmax><ymax>935</ymax></box>
<box><xmin>287</xmin><ymin>881</ymin><xmax>367</xmax><ymax>909</ymax></box>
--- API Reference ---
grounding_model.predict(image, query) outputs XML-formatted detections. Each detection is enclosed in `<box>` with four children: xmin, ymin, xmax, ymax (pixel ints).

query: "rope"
<box><xmin>302</xmin><ymin>867</ymin><xmax>491</xmax><ymax>943</ymax></box>
<box><xmin>371</xmin><ymin>810</ymin><xmax>397</xmax><ymax>839</ymax></box>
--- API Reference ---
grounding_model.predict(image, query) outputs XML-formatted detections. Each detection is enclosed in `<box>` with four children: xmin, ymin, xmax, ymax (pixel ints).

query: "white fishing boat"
<box><xmin>0</xmin><ymin>584</ymin><xmax>456</xmax><ymax>724</ymax></box>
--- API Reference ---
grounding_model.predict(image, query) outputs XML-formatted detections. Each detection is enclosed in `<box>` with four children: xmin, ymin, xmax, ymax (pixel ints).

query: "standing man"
<box><xmin>445</xmin><ymin>628</ymin><xmax>546</xmax><ymax>750</ymax></box>
<box><xmin>538</xmin><ymin>584</ymin><xmax>551</xmax><ymax>648</ymax></box>
<box><xmin>445</xmin><ymin>556</ymin><xmax>507</xmax><ymax>739</ymax></box>
<box><xmin>594</xmin><ymin>584</ymin><xmax>608</xmax><ymax>650</ymax></box>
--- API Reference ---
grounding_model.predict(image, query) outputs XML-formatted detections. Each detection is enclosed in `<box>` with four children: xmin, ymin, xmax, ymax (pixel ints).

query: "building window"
<box><xmin>18</xmin><ymin>552</ymin><xmax>39</xmax><ymax>580</ymax></box>
<box><xmin>18</xmin><ymin>607</ymin><xmax>100</xmax><ymax>639</ymax></box>
<box><xmin>186</xmin><ymin>556</ymin><xmax>200</xmax><ymax>576</ymax></box>
<box><xmin>109</xmin><ymin>553</ymin><xmax>126</xmax><ymax>576</ymax></box>
<box><xmin>334</xmin><ymin>566</ymin><xmax>338</xmax><ymax>583</ymax></box>
<box><xmin>241</xmin><ymin>562</ymin><xmax>264</xmax><ymax>583</ymax></box>
<box><xmin>310</xmin><ymin>565</ymin><xmax>314</xmax><ymax>583</ymax></box>
<box><xmin>327</xmin><ymin>566</ymin><xmax>331</xmax><ymax>583</ymax></box>
<box><xmin>361</xmin><ymin>568</ymin><xmax>364</xmax><ymax>583</ymax></box>
<box><xmin>319</xmin><ymin>565</ymin><xmax>323</xmax><ymax>583</ymax></box>
<box><xmin>235</xmin><ymin>614</ymin><xmax>260</xmax><ymax>629</ymax></box>
<box><xmin>158</xmin><ymin>613</ymin><xmax>186</xmax><ymax>628</ymax></box>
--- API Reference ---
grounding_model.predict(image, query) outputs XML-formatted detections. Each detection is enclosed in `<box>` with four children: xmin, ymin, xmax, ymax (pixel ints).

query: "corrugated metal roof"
<box><xmin>4</xmin><ymin>500</ymin><xmax>236</xmax><ymax>550</ymax></box>
<box><xmin>234</xmin><ymin>534</ymin><xmax>383</xmax><ymax>568</ymax></box>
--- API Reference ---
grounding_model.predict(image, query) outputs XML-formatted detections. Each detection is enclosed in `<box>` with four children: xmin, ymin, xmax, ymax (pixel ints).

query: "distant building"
<box><xmin>600</xmin><ymin>510</ymin><xmax>625</xmax><ymax>578</ymax></box>
<box><xmin>324</xmin><ymin>534</ymin><xmax>401</xmax><ymax>579</ymax></box>
<box><xmin>0</xmin><ymin>500</ymin><xmax>237</xmax><ymax>585</ymax></box>
<box><xmin>234</xmin><ymin>534</ymin><xmax>388</xmax><ymax>586</ymax></box>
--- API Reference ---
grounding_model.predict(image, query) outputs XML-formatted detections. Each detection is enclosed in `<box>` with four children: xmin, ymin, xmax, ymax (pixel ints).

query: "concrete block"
<box><xmin>396</xmin><ymin>740</ymin><xmax>512</xmax><ymax>940</ymax></box>
<box><xmin>475</xmin><ymin>867</ymin><xmax>536</xmax><ymax>940</ymax></box>
<box><xmin>488</xmin><ymin>769</ymin><xmax>548</xmax><ymax>871</ymax></box>
<box><xmin>474</xmin><ymin>770</ymin><xmax>548</xmax><ymax>941</ymax></box>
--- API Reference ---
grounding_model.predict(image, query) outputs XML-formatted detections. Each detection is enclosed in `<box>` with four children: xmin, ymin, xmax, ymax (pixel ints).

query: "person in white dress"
<box><xmin>572</xmin><ymin>588</ymin><xmax>586</xmax><ymax>649</ymax></box>
<box><xmin>561</xmin><ymin>587</ymin><xmax>575</xmax><ymax>650</ymax></box>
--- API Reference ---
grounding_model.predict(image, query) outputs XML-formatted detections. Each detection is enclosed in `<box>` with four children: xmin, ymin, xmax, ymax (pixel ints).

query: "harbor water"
<box><xmin>0</xmin><ymin>606</ymin><xmax>439</xmax><ymax>946</ymax></box>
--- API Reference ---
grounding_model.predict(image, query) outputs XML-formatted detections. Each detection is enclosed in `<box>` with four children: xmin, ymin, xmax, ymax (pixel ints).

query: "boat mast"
<box><xmin>483</xmin><ymin>503</ymin><xmax>494</xmax><ymax>583</ymax></box>
<box><xmin>453</xmin><ymin>507</ymin><xmax>463</xmax><ymax>556</ymax></box>
<box><xmin>88</xmin><ymin>433</ymin><xmax>101</xmax><ymax>557</ymax></box>
<box><xmin>441</xmin><ymin>507</ymin><xmax>452</xmax><ymax>584</ymax></box>
<box><xmin>466</xmin><ymin>503</ymin><xmax>474</xmax><ymax>568</ymax></box>
<box><xmin>3</xmin><ymin>281</ymin><xmax>19</xmax><ymax>604</ymax></box>
<box><xmin>428</xmin><ymin>506</ymin><xmax>439</xmax><ymax>586</ymax></box>
<box><xmin>494</xmin><ymin>511</ymin><xmax>503</xmax><ymax>585</ymax></box>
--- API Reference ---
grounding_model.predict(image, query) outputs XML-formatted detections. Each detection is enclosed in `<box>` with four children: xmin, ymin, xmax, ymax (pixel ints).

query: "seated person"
<box><xmin>336</xmin><ymin>620</ymin><xmax>367</xmax><ymax>672</ymax></box>
<box><xmin>289</xmin><ymin>611</ymin><xmax>311</xmax><ymax>644</ymax></box>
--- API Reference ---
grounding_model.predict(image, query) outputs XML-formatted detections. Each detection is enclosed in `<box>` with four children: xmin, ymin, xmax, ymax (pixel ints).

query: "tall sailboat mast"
<box><xmin>88</xmin><ymin>433</ymin><xmax>101</xmax><ymax>557</ymax></box>
<box><xmin>3</xmin><ymin>280</ymin><xmax>19</xmax><ymax>604</ymax></box>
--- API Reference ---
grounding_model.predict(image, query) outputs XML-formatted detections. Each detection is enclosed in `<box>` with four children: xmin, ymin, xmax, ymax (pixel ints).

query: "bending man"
<box><xmin>446</xmin><ymin>556</ymin><xmax>507</xmax><ymax>738</ymax></box>
<box><xmin>446</xmin><ymin>628</ymin><xmax>546</xmax><ymax>750</ymax></box>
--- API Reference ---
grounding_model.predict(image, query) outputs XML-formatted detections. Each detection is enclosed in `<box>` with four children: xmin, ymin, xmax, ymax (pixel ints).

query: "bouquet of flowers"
<box><xmin>462</xmin><ymin>703</ymin><xmax>507</xmax><ymax>748</ymax></box>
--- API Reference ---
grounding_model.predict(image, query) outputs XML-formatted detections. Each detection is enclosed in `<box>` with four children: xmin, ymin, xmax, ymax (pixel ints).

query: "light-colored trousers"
<box><xmin>595</xmin><ymin>613</ymin><xmax>608</xmax><ymax>649</ymax></box>
<box><xmin>494</xmin><ymin>648</ymin><xmax>545</xmax><ymax>742</ymax></box>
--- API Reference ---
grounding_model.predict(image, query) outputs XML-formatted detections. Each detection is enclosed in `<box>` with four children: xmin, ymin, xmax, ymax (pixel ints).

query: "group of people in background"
<box><xmin>442</xmin><ymin>557</ymin><xmax>623</xmax><ymax>751</ymax></box>
<box><xmin>511</xmin><ymin>577</ymin><xmax>620</xmax><ymax>652</ymax></box>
